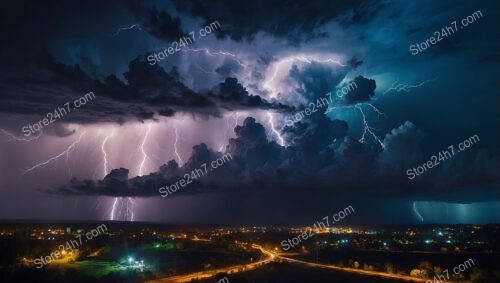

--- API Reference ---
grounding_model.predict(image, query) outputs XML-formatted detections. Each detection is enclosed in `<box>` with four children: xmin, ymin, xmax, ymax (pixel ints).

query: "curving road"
<box><xmin>145</xmin><ymin>245</ymin><xmax>275</xmax><ymax>283</ymax></box>
<box><xmin>146</xmin><ymin>244</ymin><xmax>468</xmax><ymax>283</ymax></box>
<box><xmin>271</xmin><ymin>248</ymin><xmax>470</xmax><ymax>283</ymax></box>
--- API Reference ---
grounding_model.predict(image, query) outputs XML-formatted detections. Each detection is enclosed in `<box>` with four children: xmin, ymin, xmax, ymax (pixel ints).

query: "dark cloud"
<box><xmin>288</xmin><ymin>61</ymin><xmax>347</xmax><ymax>104</ymax></box>
<box><xmin>213</xmin><ymin>78</ymin><xmax>288</xmax><ymax>110</ymax></box>
<box><xmin>132</xmin><ymin>6</ymin><xmax>185</xmax><ymax>42</ymax></box>
<box><xmin>172</xmin><ymin>0</ymin><xmax>365</xmax><ymax>42</ymax></box>
<box><xmin>158</xmin><ymin>108</ymin><xmax>175</xmax><ymax>117</ymax></box>
<box><xmin>341</xmin><ymin>75</ymin><xmax>376</xmax><ymax>105</ymax></box>
<box><xmin>283</xmin><ymin>62</ymin><xmax>373</xmax><ymax>108</ymax></box>
<box><xmin>346</xmin><ymin>57</ymin><xmax>363</xmax><ymax>70</ymax></box>
<box><xmin>0</xmin><ymin>53</ymin><xmax>291</xmax><ymax>123</ymax></box>
<box><xmin>2</xmin><ymin>0</ymin><xmax>499</xmax><ymax>223</ymax></box>
<box><xmin>44</xmin><ymin>124</ymin><xmax>76</xmax><ymax>138</ymax></box>
<box><xmin>40</xmin><ymin>39</ymin><xmax>499</xmax><ymax>202</ymax></box>
<box><xmin>45</xmin><ymin>145</ymin><xmax>220</xmax><ymax>197</ymax></box>
<box><xmin>377</xmin><ymin>121</ymin><xmax>425</xmax><ymax>174</ymax></box>
<box><xmin>46</xmin><ymin>112</ymin><xmax>500</xmax><ymax>200</ymax></box>
<box><xmin>338</xmin><ymin>1</ymin><xmax>390</xmax><ymax>27</ymax></box>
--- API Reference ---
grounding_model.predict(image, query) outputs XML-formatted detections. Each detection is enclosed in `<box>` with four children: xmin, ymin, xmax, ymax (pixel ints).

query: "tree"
<box><xmin>433</xmin><ymin>265</ymin><xmax>442</xmax><ymax>276</ymax></box>
<box><xmin>383</xmin><ymin>262</ymin><xmax>394</xmax><ymax>274</ymax></box>
<box><xmin>417</xmin><ymin>261</ymin><xmax>433</xmax><ymax>278</ymax></box>
<box><xmin>471</xmin><ymin>267</ymin><xmax>496</xmax><ymax>283</ymax></box>
<box><xmin>410</xmin><ymin>269</ymin><xmax>428</xmax><ymax>278</ymax></box>
<box><xmin>363</xmin><ymin>264</ymin><xmax>374</xmax><ymax>271</ymax></box>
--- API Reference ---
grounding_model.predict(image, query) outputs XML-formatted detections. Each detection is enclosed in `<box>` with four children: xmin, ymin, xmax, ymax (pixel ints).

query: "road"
<box><xmin>145</xmin><ymin>245</ymin><xmax>274</xmax><ymax>283</ymax></box>
<box><xmin>146</xmin><ymin>244</ymin><xmax>469</xmax><ymax>283</ymax></box>
<box><xmin>271</xmin><ymin>249</ymin><xmax>470</xmax><ymax>283</ymax></box>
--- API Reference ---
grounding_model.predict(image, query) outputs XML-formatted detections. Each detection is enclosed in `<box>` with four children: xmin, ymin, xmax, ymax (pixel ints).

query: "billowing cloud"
<box><xmin>1</xmin><ymin>0</ymin><xmax>499</xmax><ymax>223</ymax></box>
<box><xmin>0</xmin><ymin>54</ymin><xmax>291</xmax><ymax>124</ymax></box>
<box><xmin>47</xmin><ymin>113</ymin><xmax>500</xmax><ymax>201</ymax></box>
<box><xmin>341</xmin><ymin>75</ymin><xmax>376</xmax><ymax>105</ymax></box>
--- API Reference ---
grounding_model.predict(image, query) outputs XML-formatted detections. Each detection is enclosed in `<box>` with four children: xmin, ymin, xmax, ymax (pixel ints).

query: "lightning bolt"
<box><xmin>324</xmin><ymin>78</ymin><xmax>434</xmax><ymax>149</ymax></box>
<box><xmin>219</xmin><ymin>116</ymin><xmax>231</xmax><ymax>152</ymax></box>
<box><xmin>109</xmin><ymin>121</ymin><xmax>152</xmax><ymax>222</ymax></box>
<box><xmin>117</xmin><ymin>123</ymin><xmax>153</xmax><ymax>222</ymax></box>
<box><xmin>365</xmin><ymin>103</ymin><xmax>386</xmax><ymax>119</ymax></box>
<box><xmin>110</xmin><ymin>198</ymin><xmax>119</xmax><ymax>221</ymax></box>
<box><xmin>267</xmin><ymin>112</ymin><xmax>285</xmax><ymax>147</ymax></box>
<box><xmin>99</xmin><ymin>129</ymin><xmax>121</xmax><ymax>222</ymax></box>
<box><xmin>182</xmin><ymin>48</ymin><xmax>247</xmax><ymax>69</ymax></box>
<box><xmin>128</xmin><ymin>198</ymin><xmax>136</xmax><ymax>221</ymax></box>
<box><xmin>101</xmin><ymin>130</ymin><xmax>115</xmax><ymax>176</ymax></box>
<box><xmin>138</xmin><ymin>124</ymin><xmax>152</xmax><ymax>176</ymax></box>
<box><xmin>413</xmin><ymin>201</ymin><xmax>424</xmax><ymax>222</ymax></box>
<box><xmin>383</xmin><ymin>79</ymin><xmax>436</xmax><ymax>94</ymax></box>
<box><xmin>111</xmin><ymin>24</ymin><xmax>142</xmax><ymax>37</ymax></box>
<box><xmin>24</xmin><ymin>131</ymin><xmax>86</xmax><ymax>174</ymax></box>
<box><xmin>0</xmin><ymin>128</ymin><xmax>42</xmax><ymax>142</ymax></box>
<box><xmin>326</xmin><ymin>100</ymin><xmax>386</xmax><ymax>149</ymax></box>
<box><xmin>173</xmin><ymin>125</ymin><xmax>183</xmax><ymax>165</ymax></box>
<box><xmin>355</xmin><ymin>105</ymin><xmax>385</xmax><ymax>149</ymax></box>
<box><xmin>218</xmin><ymin>112</ymin><xmax>242</xmax><ymax>152</ymax></box>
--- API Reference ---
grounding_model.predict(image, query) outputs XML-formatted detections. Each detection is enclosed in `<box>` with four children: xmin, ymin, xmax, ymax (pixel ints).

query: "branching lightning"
<box><xmin>110</xmin><ymin>123</ymin><xmax>152</xmax><ymax>222</ymax></box>
<box><xmin>24</xmin><ymin>131</ymin><xmax>86</xmax><ymax>174</ymax></box>
<box><xmin>111</xmin><ymin>24</ymin><xmax>142</xmax><ymax>37</ymax></box>
<box><xmin>326</xmin><ymin>102</ymin><xmax>386</xmax><ymax>149</ymax></box>
<box><xmin>355</xmin><ymin>105</ymin><xmax>385</xmax><ymax>149</ymax></box>
<box><xmin>0</xmin><ymin>128</ymin><xmax>42</xmax><ymax>142</ymax></box>
<box><xmin>384</xmin><ymin>78</ymin><xmax>436</xmax><ymax>94</ymax></box>
<box><xmin>365</xmin><ymin>103</ymin><xmax>386</xmax><ymax>119</ymax></box>
<box><xmin>116</xmin><ymin>123</ymin><xmax>153</xmax><ymax>222</ymax></box>
<box><xmin>322</xmin><ymin>77</ymin><xmax>434</xmax><ymax>149</ymax></box>
<box><xmin>267</xmin><ymin>112</ymin><xmax>285</xmax><ymax>147</ymax></box>
<box><xmin>261</xmin><ymin>55</ymin><xmax>345</xmax><ymax>146</ymax></box>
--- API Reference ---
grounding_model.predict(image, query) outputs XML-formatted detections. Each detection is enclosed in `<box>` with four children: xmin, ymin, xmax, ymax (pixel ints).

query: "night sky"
<box><xmin>0</xmin><ymin>0</ymin><xmax>498</xmax><ymax>225</ymax></box>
